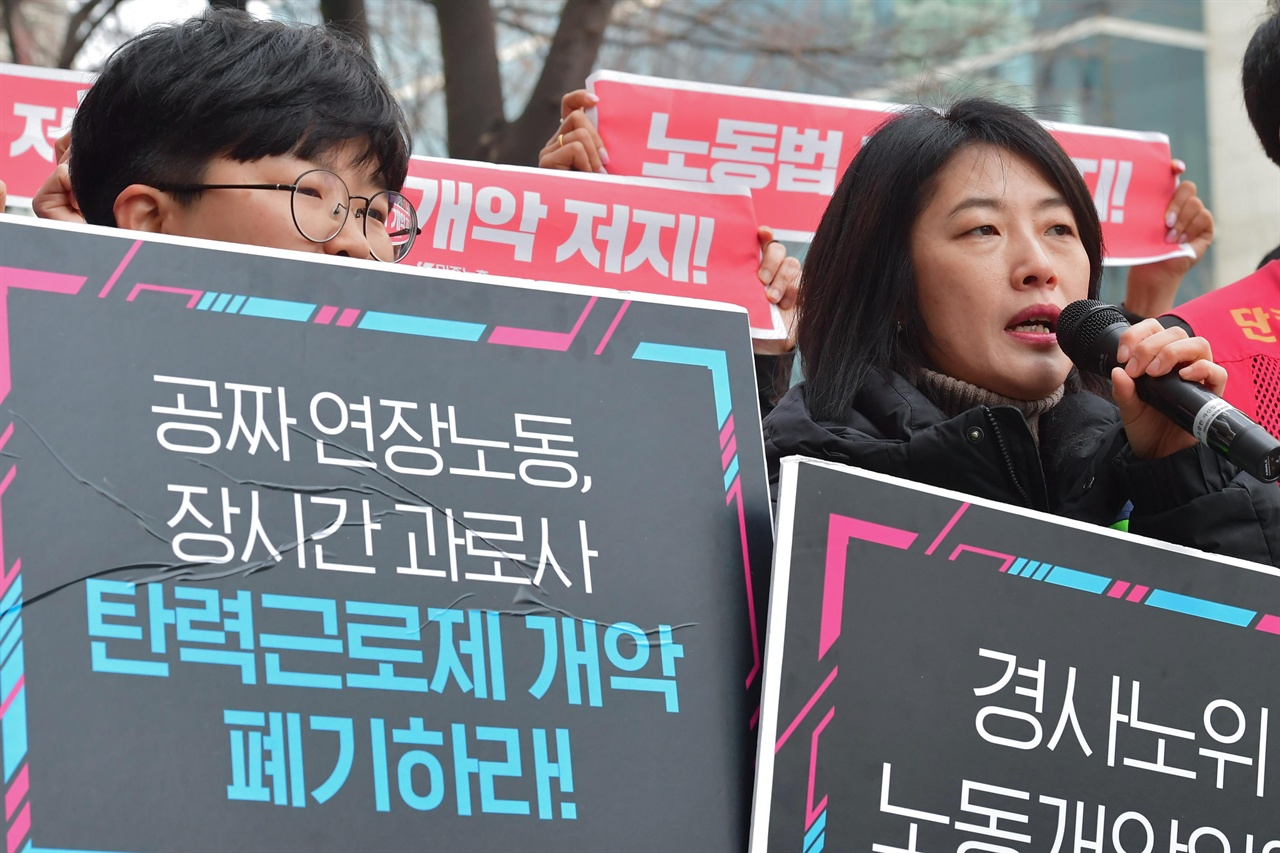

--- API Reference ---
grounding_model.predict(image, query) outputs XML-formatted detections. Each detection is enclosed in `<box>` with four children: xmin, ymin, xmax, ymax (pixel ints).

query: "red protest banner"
<box><xmin>0</xmin><ymin>63</ymin><xmax>91</xmax><ymax>204</ymax></box>
<box><xmin>402</xmin><ymin>156</ymin><xmax>783</xmax><ymax>337</ymax></box>
<box><xmin>589</xmin><ymin>70</ymin><xmax>1196</xmax><ymax>267</ymax></box>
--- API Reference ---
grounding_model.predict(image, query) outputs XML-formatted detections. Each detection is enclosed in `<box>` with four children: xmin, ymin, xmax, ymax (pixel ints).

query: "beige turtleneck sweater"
<box><xmin>914</xmin><ymin>368</ymin><xmax>1066</xmax><ymax>445</ymax></box>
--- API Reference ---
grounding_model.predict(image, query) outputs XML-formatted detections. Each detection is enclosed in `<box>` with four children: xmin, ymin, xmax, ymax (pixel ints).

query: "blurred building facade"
<box><xmin>847</xmin><ymin>0</ymin><xmax>1278</xmax><ymax>298</ymax></box>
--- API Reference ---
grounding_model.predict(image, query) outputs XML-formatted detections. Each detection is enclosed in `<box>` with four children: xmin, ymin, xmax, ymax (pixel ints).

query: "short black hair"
<box><xmin>71</xmin><ymin>9</ymin><xmax>412</xmax><ymax>227</ymax></box>
<box><xmin>1243</xmin><ymin>3</ymin><xmax>1280</xmax><ymax>166</ymax></box>
<box><xmin>797</xmin><ymin>98</ymin><xmax>1104</xmax><ymax>421</ymax></box>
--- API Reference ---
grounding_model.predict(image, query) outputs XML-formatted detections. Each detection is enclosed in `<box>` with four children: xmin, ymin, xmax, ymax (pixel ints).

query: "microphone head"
<box><xmin>1057</xmin><ymin>299</ymin><xmax>1129</xmax><ymax>374</ymax></box>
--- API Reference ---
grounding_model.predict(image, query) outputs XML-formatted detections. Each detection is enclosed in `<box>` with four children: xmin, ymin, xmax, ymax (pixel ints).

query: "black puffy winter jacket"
<box><xmin>762</xmin><ymin>370</ymin><xmax>1280</xmax><ymax>567</ymax></box>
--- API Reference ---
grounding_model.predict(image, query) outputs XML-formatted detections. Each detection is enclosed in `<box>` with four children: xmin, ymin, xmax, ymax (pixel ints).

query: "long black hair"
<box><xmin>1243</xmin><ymin>2</ymin><xmax>1280</xmax><ymax>167</ymax></box>
<box><xmin>797</xmin><ymin>98</ymin><xmax>1104</xmax><ymax>421</ymax></box>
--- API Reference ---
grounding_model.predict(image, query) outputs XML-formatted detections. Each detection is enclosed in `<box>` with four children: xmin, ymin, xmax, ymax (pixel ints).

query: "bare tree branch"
<box><xmin>320</xmin><ymin>0</ymin><xmax>370</xmax><ymax>55</ymax></box>
<box><xmin>1</xmin><ymin>0</ymin><xmax>36</xmax><ymax>65</ymax></box>
<box><xmin>431</xmin><ymin>0</ymin><xmax>505</xmax><ymax>161</ymax></box>
<box><xmin>208</xmin><ymin>0</ymin><xmax>250</xmax><ymax>10</ymax></box>
<box><xmin>496</xmin><ymin>0</ymin><xmax>616</xmax><ymax>166</ymax></box>
<box><xmin>57</xmin><ymin>0</ymin><xmax>125</xmax><ymax>68</ymax></box>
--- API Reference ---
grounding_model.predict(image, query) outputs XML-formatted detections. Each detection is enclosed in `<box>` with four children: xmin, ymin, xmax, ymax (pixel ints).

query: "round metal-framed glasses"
<box><xmin>156</xmin><ymin>168</ymin><xmax>420</xmax><ymax>263</ymax></box>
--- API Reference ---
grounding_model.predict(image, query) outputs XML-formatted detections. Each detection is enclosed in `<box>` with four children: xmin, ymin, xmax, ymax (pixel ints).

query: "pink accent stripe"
<box><xmin>0</xmin><ymin>267</ymin><xmax>87</xmax><ymax>295</ymax></box>
<box><xmin>0</xmin><ymin>561</ymin><xmax>18</xmax><ymax>603</ymax></box>
<box><xmin>0</xmin><ymin>423</ymin><xmax>12</xmax><ymax>454</ymax></box>
<box><xmin>5</xmin><ymin>765</ymin><xmax>27</xmax><ymax>820</ymax></box>
<box><xmin>97</xmin><ymin>239</ymin><xmax>142</xmax><ymax>298</ymax></box>
<box><xmin>314</xmin><ymin>305</ymin><xmax>338</xmax><ymax>325</ymax></box>
<box><xmin>0</xmin><ymin>675</ymin><xmax>24</xmax><ymax>719</ymax></box>
<box><xmin>336</xmin><ymin>308</ymin><xmax>360</xmax><ymax>327</ymax></box>
<box><xmin>1256</xmin><ymin>614</ymin><xmax>1280</xmax><ymax>635</ymax></box>
<box><xmin>1</xmin><ymin>268</ymin><xmax>89</xmax><ymax>405</ymax></box>
<box><xmin>719</xmin><ymin>415</ymin><xmax>735</xmax><ymax>448</ymax></box>
<box><xmin>775</xmin><ymin>666</ymin><xmax>838</xmax><ymax>753</ymax></box>
<box><xmin>925</xmin><ymin>502</ymin><xmax>970</xmax><ymax>555</ymax></box>
<box><xmin>749</xmin><ymin>705</ymin><xmax>760</xmax><ymax>731</ymax></box>
<box><xmin>0</xmin><ymin>467</ymin><xmax>13</xmax><ymax>497</ymax></box>
<box><xmin>948</xmin><ymin>544</ymin><xmax>1016</xmax><ymax>572</ymax></box>
<box><xmin>721</xmin><ymin>436</ymin><xmax>737</xmax><ymax>469</ymax></box>
<box><xmin>490</xmin><ymin>296</ymin><xmax>597</xmax><ymax>351</ymax></box>
<box><xmin>727</xmin><ymin>477</ymin><xmax>760</xmax><ymax>688</ymax></box>
<box><xmin>1107</xmin><ymin>581</ymin><xmax>1131</xmax><ymax>599</ymax></box>
<box><xmin>126</xmin><ymin>283</ymin><xmax>203</xmax><ymax>307</ymax></box>
<box><xmin>593</xmin><ymin>300</ymin><xmax>631</xmax><ymax>355</ymax></box>
<box><xmin>820</xmin><ymin>514</ymin><xmax>917</xmax><ymax>658</ymax></box>
<box><xmin>5</xmin><ymin>802</ymin><xmax>28</xmax><ymax>853</ymax></box>
<box><xmin>805</xmin><ymin>707</ymin><xmax>835</xmax><ymax>830</ymax></box>
<box><xmin>1126</xmin><ymin>584</ymin><xmax>1150</xmax><ymax>603</ymax></box>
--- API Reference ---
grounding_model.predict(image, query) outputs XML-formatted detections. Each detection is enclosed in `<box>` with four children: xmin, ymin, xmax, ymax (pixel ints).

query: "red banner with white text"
<box><xmin>401</xmin><ymin>156</ymin><xmax>782</xmax><ymax>337</ymax></box>
<box><xmin>0</xmin><ymin>63</ymin><xmax>91</xmax><ymax>205</ymax></box>
<box><xmin>588</xmin><ymin>70</ymin><xmax>1196</xmax><ymax>267</ymax></box>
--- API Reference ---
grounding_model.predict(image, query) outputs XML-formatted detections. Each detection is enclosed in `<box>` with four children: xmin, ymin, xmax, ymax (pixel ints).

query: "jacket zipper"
<box><xmin>982</xmin><ymin>407</ymin><xmax>1032</xmax><ymax>506</ymax></box>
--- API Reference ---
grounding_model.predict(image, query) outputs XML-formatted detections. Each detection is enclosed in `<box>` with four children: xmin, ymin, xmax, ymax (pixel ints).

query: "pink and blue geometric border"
<box><xmin>0</xmin><ymin>243</ymin><xmax>764</xmax><ymax>850</ymax></box>
<box><xmin>779</xmin><ymin>499</ymin><xmax>1280</xmax><ymax>851</ymax></box>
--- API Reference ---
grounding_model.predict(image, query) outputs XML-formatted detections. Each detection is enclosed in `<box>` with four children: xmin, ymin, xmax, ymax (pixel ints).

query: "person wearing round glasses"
<box><xmin>139</xmin><ymin>150</ymin><xmax>420</xmax><ymax>264</ymax></box>
<box><xmin>64</xmin><ymin>10</ymin><xmax>418</xmax><ymax>264</ymax></box>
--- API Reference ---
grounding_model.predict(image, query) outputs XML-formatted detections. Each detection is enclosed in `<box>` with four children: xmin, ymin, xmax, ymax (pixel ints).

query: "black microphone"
<box><xmin>1057</xmin><ymin>299</ymin><xmax>1280</xmax><ymax>483</ymax></box>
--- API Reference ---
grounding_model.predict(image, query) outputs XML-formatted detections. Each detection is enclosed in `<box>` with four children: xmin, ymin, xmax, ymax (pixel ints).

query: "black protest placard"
<box><xmin>753</xmin><ymin>457</ymin><xmax>1280</xmax><ymax>852</ymax></box>
<box><xmin>0</xmin><ymin>216</ymin><xmax>774</xmax><ymax>852</ymax></box>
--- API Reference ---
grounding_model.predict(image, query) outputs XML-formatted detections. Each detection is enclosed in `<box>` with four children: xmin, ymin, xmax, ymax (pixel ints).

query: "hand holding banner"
<box><xmin>0</xmin><ymin>63</ymin><xmax>89</xmax><ymax>206</ymax></box>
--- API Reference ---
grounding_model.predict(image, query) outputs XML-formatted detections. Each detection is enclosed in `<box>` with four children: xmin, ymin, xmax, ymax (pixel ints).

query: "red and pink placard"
<box><xmin>0</xmin><ymin>62</ymin><xmax>90</xmax><ymax>205</ymax></box>
<box><xmin>401</xmin><ymin>157</ymin><xmax>782</xmax><ymax>337</ymax></box>
<box><xmin>589</xmin><ymin>70</ymin><xmax>1196</xmax><ymax>267</ymax></box>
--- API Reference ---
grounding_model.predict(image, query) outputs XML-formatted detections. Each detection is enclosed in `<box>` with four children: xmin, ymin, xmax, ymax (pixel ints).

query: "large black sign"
<box><xmin>754</xmin><ymin>457</ymin><xmax>1280</xmax><ymax>852</ymax></box>
<box><xmin>0</xmin><ymin>216</ymin><xmax>774</xmax><ymax>851</ymax></box>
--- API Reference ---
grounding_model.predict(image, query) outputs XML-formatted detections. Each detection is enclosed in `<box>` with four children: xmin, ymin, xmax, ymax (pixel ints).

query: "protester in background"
<box><xmin>1154</xmin><ymin>3</ymin><xmax>1280</xmax><ymax>439</ymax></box>
<box><xmin>1119</xmin><ymin>0</ymin><xmax>1277</xmax><ymax>427</ymax></box>
<box><xmin>762</xmin><ymin>98</ymin><xmax>1279</xmax><ymax>566</ymax></box>
<box><xmin>62</xmin><ymin>9</ymin><xmax>417</xmax><ymax>264</ymax></box>
<box><xmin>1243</xmin><ymin>0</ymin><xmax>1280</xmax><ymax>268</ymax></box>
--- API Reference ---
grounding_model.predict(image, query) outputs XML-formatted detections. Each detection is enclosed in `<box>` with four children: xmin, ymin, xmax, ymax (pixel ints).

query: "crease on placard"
<box><xmin>1</xmin><ymin>415</ymin><xmax>560</xmax><ymax>600</ymax></box>
<box><xmin>4</xmin><ymin>413</ymin><xmax>599</xmax><ymax>612</ymax></box>
<box><xmin>195</xmin><ymin>425</ymin><xmax>565</xmax><ymax>590</ymax></box>
<box><xmin>8</xmin><ymin>410</ymin><xmax>171</xmax><ymax>545</ymax></box>
<box><xmin>285</xmin><ymin>423</ymin><xmax>586</xmax><ymax>589</ymax></box>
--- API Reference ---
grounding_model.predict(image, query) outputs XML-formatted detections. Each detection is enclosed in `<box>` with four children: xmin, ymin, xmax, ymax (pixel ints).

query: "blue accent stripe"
<box><xmin>631</xmin><ymin>343</ymin><xmax>731</xmax><ymax>427</ymax></box>
<box><xmin>1019</xmin><ymin>560</ymin><xmax>1040</xmax><ymax>578</ymax></box>
<box><xmin>1044</xmin><ymin>566</ymin><xmax>1111</xmax><ymax>594</ymax></box>
<box><xmin>723</xmin><ymin>456</ymin><xmax>739</xmax><ymax>490</ymax></box>
<box><xmin>1033</xmin><ymin>563</ymin><xmax>1053</xmax><ymax>581</ymax></box>
<box><xmin>1145</xmin><ymin>590</ymin><xmax>1256</xmax><ymax>627</ymax></box>
<box><xmin>226</xmin><ymin>294</ymin><xmax>247</xmax><ymax>314</ymax></box>
<box><xmin>359</xmin><ymin>311</ymin><xmax>486</xmax><ymax>341</ymax></box>
<box><xmin>0</xmin><ymin>619</ymin><xmax>20</xmax><ymax>669</ymax></box>
<box><xmin>803</xmin><ymin>812</ymin><xmax>826</xmax><ymax>852</ymax></box>
<box><xmin>806</xmin><ymin>833</ymin><xmax>825</xmax><ymax>853</ymax></box>
<box><xmin>2</xmin><ymin>640</ymin><xmax>26</xmax><ymax>781</ymax></box>
<box><xmin>210</xmin><ymin>293</ymin><xmax>232</xmax><ymax>312</ymax></box>
<box><xmin>238</xmin><ymin>297</ymin><xmax>316</xmax><ymax>322</ymax></box>
<box><xmin>195</xmin><ymin>292</ymin><xmax>217</xmax><ymax>310</ymax></box>
<box><xmin>1008</xmin><ymin>557</ymin><xmax>1027</xmax><ymax>576</ymax></box>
